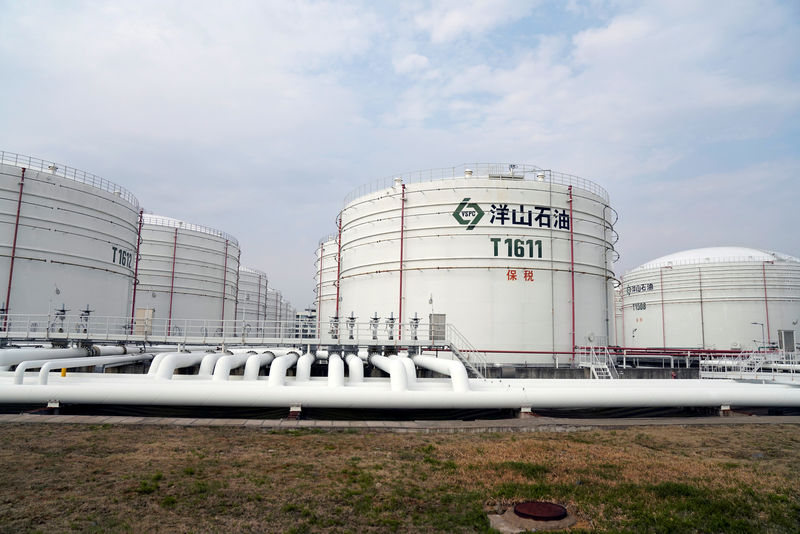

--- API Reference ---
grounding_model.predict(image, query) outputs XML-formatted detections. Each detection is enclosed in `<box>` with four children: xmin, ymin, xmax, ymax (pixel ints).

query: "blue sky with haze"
<box><xmin>1</xmin><ymin>0</ymin><xmax>798</xmax><ymax>308</ymax></box>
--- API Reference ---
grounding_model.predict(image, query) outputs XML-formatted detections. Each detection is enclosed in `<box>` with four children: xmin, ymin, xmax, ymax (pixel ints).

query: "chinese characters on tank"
<box><xmin>490</xmin><ymin>204</ymin><xmax>570</xmax><ymax>230</ymax></box>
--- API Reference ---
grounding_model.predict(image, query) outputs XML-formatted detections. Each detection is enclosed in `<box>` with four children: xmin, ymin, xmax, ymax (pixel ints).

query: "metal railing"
<box><xmin>577</xmin><ymin>346</ymin><xmax>619</xmax><ymax>379</ymax></box>
<box><xmin>699</xmin><ymin>351</ymin><xmax>799</xmax><ymax>382</ymax></box>
<box><xmin>343</xmin><ymin>163</ymin><xmax>609</xmax><ymax>206</ymax></box>
<box><xmin>0</xmin><ymin>315</ymin><xmax>484</xmax><ymax>361</ymax></box>
<box><xmin>0</xmin><ymin>150</ymin><xmax>140</xmax><ymax>208</ymax></box>
<box><xmin>444</xmin><ymin>324</ymin><xmax>488</xmax><ymax>378</ymax></box>
<box><xmin>142</xmin><ymin>213</ymin><xmax>239</xmax><ymax>246</ymax></box>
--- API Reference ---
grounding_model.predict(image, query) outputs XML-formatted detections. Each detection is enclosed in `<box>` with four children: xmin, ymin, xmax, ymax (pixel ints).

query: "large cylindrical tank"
<box><xmin>620</xmin><ymin>247</ymin><xmax>800</xmax><ymax>350</ymax></box>
<box><xmin>237</xmin><ymin>266</ymin><xmax>268</xmax><ymax>333</ymax></box>
<box><xmin>337</xmin><ymin>164</ymin><xmax>617</xmax><ymax>365</ymax></box>
<box><xmin>135</xmin><ymin>214</ymin><xmax>240</xmax><ymax>333</ymax></box>
<box><xmin>314</xmin><ymin>234</ymin><xmax>338</xmax><ymax>341</ymax></box>
<box><xmin>0</xmin><ymin>151</ymin><xmax>139</xmax><ymax>326</ymax></box>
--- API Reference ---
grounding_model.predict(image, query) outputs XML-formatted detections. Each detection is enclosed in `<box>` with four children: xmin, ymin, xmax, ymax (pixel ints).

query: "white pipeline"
<box><xmin>412</xmin><ymin>355</ymin><xmax>470</xmax><ymax>392</ymax></box>
<box><xmin>14</xmin><ymin>354</ymin><xmax>155</xmax><ymax>385</ymax></box>
<box><xmin>267</xmin><ymin>352</ymin><xmax>300</xmax><ymax>387</ymax></box>
<box><xmin>1</xmin><ymin>379</ymin><xmax>800</xmax><ymax>409</ymax></box>
<box><xmin>345</xmin><ymin>353</ymin><xmax>363</xmax><ymax>383</ymax></box>
<box><xmin>370</xmin><ymin>355</ymin><xmax>407</xmax><ymax>392</ymax></box>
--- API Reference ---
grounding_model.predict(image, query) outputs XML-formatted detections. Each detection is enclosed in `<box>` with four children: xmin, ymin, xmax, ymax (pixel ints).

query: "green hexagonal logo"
<box><xmin>452</xmin><ymin>198</ymin><xmax>484</xmax><ymax>230</ymax></box>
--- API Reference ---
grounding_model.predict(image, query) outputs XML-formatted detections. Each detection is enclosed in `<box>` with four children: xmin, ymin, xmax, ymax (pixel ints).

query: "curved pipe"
<box><xmin>412</xmin><ymin>355</ymin><xmax>470</xmax><ymax>392</ymax></box>
<box><xmin>153</xmin><ymin>353</ymin><xmax>207</xmax><ymax>380</ymax></box>
<box><xmin>394</xmin><ymin>353</ymin><xmax>417</xmax><ymax>388</ymax></box>
<box><xmin>267</xmin><ymin>352</ymin><xmax>299</xmax><ymax>387</ymax></box>
<box><xmin>37</xmin><ymin>355</ymin><xmax>154</xmax><ymax>385</ymax></box>
<box><xmin>199</xmin><ymin>352</ymin><xmax>225</xmax><ymax>376</ymax></box>
<box><xmin>370</xmin><ymin>355</ymin><xmax>407</xmax><ymax>392</ymax></box>
<box><xmin>345</xmin><ymin>353</ymin><xmax>363</xmax><ymax>383</ymax></box>
<box><xmin>148</xmin><ymin>352</ymin><xmax>186</xmax><ymax>376</ymax></box>
<box><xmin>13</xmin><ymin>354</ymin><xmax>154</xmax><ymax>385</ymax></box>
<box><xmin>328</xmin><ymin>353</ymin><xmax>345</xmax><ymax>387</ymax></box>
<box><xmin>243</xmin><ymin>351</ymin><xmax>275</xmax><ymax>380</ymax></box>
<box><xmin>295</xmin><ymin>352</ymin><xmax>315</xmax><ymax>382</ymax></box>
<box><xmin>212</xmin><ymin>353</ymin><xmax>253</xmax><ymax>381</ymax></box>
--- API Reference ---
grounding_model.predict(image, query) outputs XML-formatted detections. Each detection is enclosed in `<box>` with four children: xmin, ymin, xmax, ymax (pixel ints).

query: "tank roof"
<box><xmin>1</xmin><ymin>150</ymin><xmax>139</xmax><ymax>209</ymax></box>
<box><xmin>343</xmin><ymin>163</ymin><xmax>609</xmax><ymax>206</ymax></box>
<box><xmin>630</xmin><ymin>246</ymin><xmax>800</xmax><ymax>272</ymax></box>
<box><xmin>142</xmin><ymin>213</ymin><xmax>239</xmax><ymax>246</ymax></box>
<box><xmin>239</xmin><ymin>265</ymin><xmax>267</xmax><ymax>277</ymax></box>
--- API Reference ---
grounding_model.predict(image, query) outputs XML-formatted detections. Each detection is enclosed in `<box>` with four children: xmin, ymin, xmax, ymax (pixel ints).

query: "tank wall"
<box><xmin>338</xmin><ymin>177</ymin><xmax>615</xmax><ymax>365</ymax></box>
<box><xmin>0</xmin><ymin>163</ymin><xmax>138</xmax><ymax>318</ymax></box>
<box><xmin>136</xmin><ymin>223</ymin><xmax>240</xmax><ymax>325</ymax></box>
<box><xmin>315</xmin><ymin>238</ymin><xmax>339</xmax><ymax>342</ymax></box>
<box><xmin>237</xmin><ymin>268</ymin><xmax>268</xmax><ymax>323</ymax></box>
<box><xmin>621</xmin><ymin>261</ymin><xmax>800</xmax><ymax>350</ymax></box>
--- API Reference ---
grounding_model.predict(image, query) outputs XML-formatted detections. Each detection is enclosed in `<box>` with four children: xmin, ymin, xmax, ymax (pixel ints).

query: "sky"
<box><xmin>1</xmin><ymin>0</ymin><xmax>798</xmax><ymax>309</ymax></box>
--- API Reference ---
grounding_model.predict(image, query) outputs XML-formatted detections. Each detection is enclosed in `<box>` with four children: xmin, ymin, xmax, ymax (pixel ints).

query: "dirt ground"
<box><xmin>0</xmin><ymin>422</ymin><xmax>798</xmax><ymax>533</ymax></box>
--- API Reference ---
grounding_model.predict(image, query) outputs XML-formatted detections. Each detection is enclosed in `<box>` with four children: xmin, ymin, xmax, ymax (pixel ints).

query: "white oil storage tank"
<box><xmin>620</xmin><ymin>247</ymin><xmax>800</xmax><ymax>350</ymax></box>
<box><xmin>236</xmin><ymin>266</ymin><xmax>268</xmax><ymax>334</ymax></box>
<box><xmin>134</xmin><ymin>214</ymin><xmax>240</xmax><ymax>335</ymax></box>
<box><xmin>0</xmin><ymin>151</ymin><xmax>140</xmax><ymax>329</ymax></box>
<box><xmin>314</xmin><ymin>234</ymin><xmax>339</xmax><ymax>341</ymax></box>
<box><xmin>337</xmin><ymin>164</ymin><xmax>617</xmax><ymax>366</ymax></box>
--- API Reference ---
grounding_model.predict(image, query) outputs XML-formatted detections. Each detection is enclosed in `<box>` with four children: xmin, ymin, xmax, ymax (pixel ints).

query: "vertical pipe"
<box><xmin>335</xmin><ymin>215</ymin><xmax>343</xmax><ymax>319</ymax></box>
<box><xmin>4</xmin><ymin>167</ymin><xmax>25</xmax><ymax>329</ymax></box>
<box><xmin>221</xmin><ymin>240</ymin><xmax>229</xmax><ymax>327</ymax></box>
<box><xmin>698</xmin><ymin>267</ymin><xmax>706</xmax><ymax>349</ymax></box>
<box><xmin>233</xmin><ymin>250</ymin><xmax>240</xmax><ymax>335</ymax></box>
<box><xmin>316</xmin><ymin>242</ymin><xmax>323</xmax><ymax>338</ymax></box>
<box><xmin>620</xmin><ymin>275</ymin><xmax>625</xmax><ymax>346</ymax></box>
<box><xmin>398</xmin><ymin>183</ymin><xmax>406</xmax><ymax>340</ymax></box>
<box><xmin>763</xmin><ymin>262</ymin><xmax>771</xmax><ymax>344</ymax></box>
<box><xmin>660</xmin><ymin>268</ymin><xmax>666</xmax><ymax>348</ymax></box>
<box><xmin>167</xmin><ymin>227</ymin><xmax>178</xmax><ymax>335</ymax></box>
<box><xmin>129</xmin><ymin>209</ymin><xmax>144</xmax><ymax>334</ymax></box>
<box><xmin>568</xmin><ymin>186</ymin><xmax>575</xmax><ymax>363</ymax></box>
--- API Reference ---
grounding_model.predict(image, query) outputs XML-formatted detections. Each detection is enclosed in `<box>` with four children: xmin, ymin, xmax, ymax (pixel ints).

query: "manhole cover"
<box><xmin>513</xmin><ymin>501</ymin><xmax>568</xmax><ymax>521</ymax></box>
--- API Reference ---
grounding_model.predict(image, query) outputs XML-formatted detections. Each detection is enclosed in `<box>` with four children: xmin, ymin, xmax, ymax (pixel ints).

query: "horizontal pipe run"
<box><xmin>1</xmin><ymin>379</ymin><xmax>799</xmax><ymax>409</ymax></box>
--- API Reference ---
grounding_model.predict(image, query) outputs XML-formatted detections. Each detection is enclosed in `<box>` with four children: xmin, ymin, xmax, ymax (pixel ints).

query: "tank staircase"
<box><xmin>577</xmin><ymin>346</ymin><xmax>619</xmax><ymax>379</ymax></box>
<box><xmin>444</xmin><ymin>325</ymin><xmax>487</xmax><ymax>379</ymax></box>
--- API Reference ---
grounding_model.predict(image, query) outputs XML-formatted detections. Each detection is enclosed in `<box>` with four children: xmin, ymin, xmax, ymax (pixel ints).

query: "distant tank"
<box><xmin>620</xmin><ymin>247</ymin><xmax>800</xmax><ymax>350</ymax></box>
<box><xmin>134</xmin><ymin>214</ymin><xmax>240</xmax><ymax>335</ymax></box>
<box><xmin>237</xmin><ymin>266</ymin><xmax>269</xmax><ymax>335</ymax></box>
<box><xmin>314</xmin><ymin>234</ymin><xmax>338</xmax><ymax>341</ymax></box>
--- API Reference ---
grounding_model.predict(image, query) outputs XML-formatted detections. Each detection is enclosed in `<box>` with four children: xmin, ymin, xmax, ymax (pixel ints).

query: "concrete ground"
<box><xmin>0</xmin><ymin>412</ymin><xmax>797</xmax><ymax>432</ymax></box>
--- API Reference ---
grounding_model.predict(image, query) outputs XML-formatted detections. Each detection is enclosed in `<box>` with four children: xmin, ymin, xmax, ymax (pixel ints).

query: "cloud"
<box><xmin>393</xmin><ymin>53</ymin><xmax>430</xmax><ymax>74</ymax></box>
<box><xmin>0</xmin><ymin>0</ymin><xmax>798</xmax><ymax>307</ymax></box>
<box><xmin>414</xmin><ymin>0</ymin><xmax>537</xmax><ymax>43</ymax></box>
